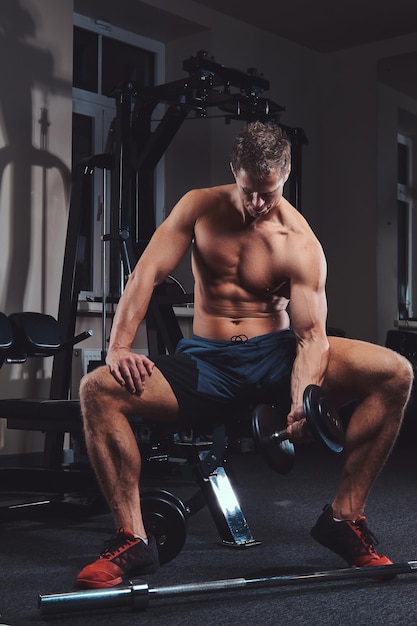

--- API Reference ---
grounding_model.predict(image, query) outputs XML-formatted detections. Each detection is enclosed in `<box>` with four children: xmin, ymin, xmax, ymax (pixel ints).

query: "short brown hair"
<box><xmin>231</xmin><ymin>121</ymin><xmax>291</xmax><ymax>179</ymax></box>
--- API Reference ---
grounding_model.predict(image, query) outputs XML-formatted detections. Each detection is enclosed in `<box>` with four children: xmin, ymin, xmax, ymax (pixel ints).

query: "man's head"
<box><xmin>230</xmin><ymin>121</ymin><xmax>291</xmax><ymax>180</ymax></box>
<box><xmin>230</xmin><ymin>121</ymin><xmax>292</xmax><ymax>218</ymax></box>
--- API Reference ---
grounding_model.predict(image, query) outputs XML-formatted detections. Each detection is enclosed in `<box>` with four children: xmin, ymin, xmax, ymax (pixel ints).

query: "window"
<box><xmin>72</xmin><ymin>14</ymin><xmax>164</xmax><ymax>299</ymax></box>
<box><xmin>397</xmin><ymin>133</ymin><xmax>414</xmax><ymax>319</ymax></box>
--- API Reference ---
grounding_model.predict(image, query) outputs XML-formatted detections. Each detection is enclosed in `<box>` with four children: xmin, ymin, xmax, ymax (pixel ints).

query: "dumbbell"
<box><xmin>252</xmin><ymin>384</ymin><xmax>345</xmax><ymax>474</ymax></box>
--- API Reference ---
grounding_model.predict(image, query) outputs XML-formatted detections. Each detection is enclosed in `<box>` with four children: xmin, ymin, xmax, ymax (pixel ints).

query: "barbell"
<box><xmin>252</xmin><ymin>384</ymin><xmax>345</xmax><ymax>474</ymax></box>
<box><xmin>38</xmin><ymin>560</ymin><xmax>417</xmax><ymax>615</ymax></box>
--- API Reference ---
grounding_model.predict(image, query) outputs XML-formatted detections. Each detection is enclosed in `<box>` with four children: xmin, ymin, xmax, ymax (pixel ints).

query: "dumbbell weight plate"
<box><xmin>252</xmin><ymin>404</ymin><xmax>295</xmax><ymax>474</ymax></box>
<box><xmin>141</xmin><ymin>489</ymin><xmax>188</xmax><ymax>564</ymax></box>
<box><xmin>303</xmin><ymin>385</ymin><xmax>344</xmax><ymax>454</ymax></box>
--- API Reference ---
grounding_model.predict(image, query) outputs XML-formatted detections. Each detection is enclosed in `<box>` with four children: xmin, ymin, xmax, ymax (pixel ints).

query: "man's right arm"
<box><xmin>105</xmin><ymin>190</ymin><xmax>200</xmax><ymax>393</ymax></box>
<box><xmin>285</xmin><ymin>234</ymin><xmax>330</xmax><ymax>440</ymax></box>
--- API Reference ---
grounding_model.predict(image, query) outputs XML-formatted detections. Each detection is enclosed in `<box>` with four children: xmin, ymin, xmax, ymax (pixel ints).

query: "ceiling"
<box><xmin>193</xmin><ymin>0</ymin><xmax>417</xmax><ymax>100</ymax></box>
<box><xmin>193</xmin><ymin>0</ymin><xmax>417</xmax><ymax>53</ymax></box>
<box><xmin>75</xmin><ymin>0</ymin><xmax>417</xmax><ymax>99</ymax></box>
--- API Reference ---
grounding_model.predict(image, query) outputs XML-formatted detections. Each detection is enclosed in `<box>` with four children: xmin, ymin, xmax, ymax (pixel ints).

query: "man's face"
<box><xmin>232</xmin><ymin>166</ymin><xmax>290</xmax><ymax>219</ymax></box>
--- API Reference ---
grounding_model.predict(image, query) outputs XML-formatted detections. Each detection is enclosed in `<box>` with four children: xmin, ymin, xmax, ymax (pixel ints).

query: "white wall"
<box><xmin>317</xmin><ymin>33</ymin><xmax>417</xmax><ymax>342</ymax></box>
<box><xmin>0</xmin><ymin>0</ymin><xmax>73</xmax><ymax>453</ymax></box>
<box><xmin>377</xmin><ymin>83</ymin><xmax>417</xmax><ymax>343</ymax></box>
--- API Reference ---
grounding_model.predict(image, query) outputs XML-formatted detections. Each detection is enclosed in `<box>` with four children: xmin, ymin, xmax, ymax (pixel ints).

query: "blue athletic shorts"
<box><xmin>153</xmin><ymin>329</ymin><xmax>296</xmax><ymax>425</ymax></box>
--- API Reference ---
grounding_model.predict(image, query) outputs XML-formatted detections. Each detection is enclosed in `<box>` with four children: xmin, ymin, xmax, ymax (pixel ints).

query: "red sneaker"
<box><xmin>311</xmin><ymin>505</ymin><xmax>394</xmax><ymax>577</ymax></box>
<box><xmin>76</xmin><ymin>528</ymin><xmax>159</xmax><ymax>589</ymax></box>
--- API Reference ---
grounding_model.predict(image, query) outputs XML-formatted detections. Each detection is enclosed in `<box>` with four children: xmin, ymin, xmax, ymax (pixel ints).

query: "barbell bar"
<box><xmin>39</xmin><ymin>560</ymin><xmax>417</xmax><ymax>616</ymax></box>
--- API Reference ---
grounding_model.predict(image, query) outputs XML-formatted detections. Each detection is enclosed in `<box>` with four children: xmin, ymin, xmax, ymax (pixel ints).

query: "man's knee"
<box><xmin>388</xmin><ymin>350</ymin><xmax>414</xmax><ymax>402</ymax></box>
<box><xmin>79</xmin><ymin>365</ymin><xmax>113</xmax><ymax>412</ymax></box>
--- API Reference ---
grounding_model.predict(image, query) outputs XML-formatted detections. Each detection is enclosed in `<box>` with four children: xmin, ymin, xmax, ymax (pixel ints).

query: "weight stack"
<box><xmin>385</xmin><ymin>329</ymin><xmax>417</xmax><ymax>446</ymax></box>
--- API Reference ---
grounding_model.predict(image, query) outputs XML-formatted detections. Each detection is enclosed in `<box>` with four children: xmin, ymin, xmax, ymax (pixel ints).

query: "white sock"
<box><xmin>133</xmin><ymin>534</ymin><xmax>148</xmax><ymax>545</ymax></box>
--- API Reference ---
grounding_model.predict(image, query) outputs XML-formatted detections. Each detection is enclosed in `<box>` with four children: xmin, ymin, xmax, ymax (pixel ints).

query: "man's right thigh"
<box><xmin>80</xmin><ymin>364</ymin><xmax>180</xmax><ymax>423</ymax></box>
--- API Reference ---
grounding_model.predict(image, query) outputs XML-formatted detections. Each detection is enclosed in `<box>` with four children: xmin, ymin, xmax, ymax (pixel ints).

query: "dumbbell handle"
<box><xmin>270</xmin><ymin>428</ymin><xmax>291</xmax><ymax>443</ymax></box>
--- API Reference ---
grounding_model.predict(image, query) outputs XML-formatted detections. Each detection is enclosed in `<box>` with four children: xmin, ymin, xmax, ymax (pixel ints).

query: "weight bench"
<box><xmin>0</xmin><ymin>312</ymin><xmax>98</xmax><ymax>507</ymax></box>
<box><xmin>0</xmin><ymin>312</ymin><xmax>90</xmax><ymax>441</ymax></box>
<box><xmin>0</xmin><ymin>310</ymin><xmax>260</xmax><ymax>558</ymax></box>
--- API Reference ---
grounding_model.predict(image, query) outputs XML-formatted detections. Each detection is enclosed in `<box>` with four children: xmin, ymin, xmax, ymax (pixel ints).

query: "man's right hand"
<box><xmin>287</xmin><ymin>405</ymin><xmax>315</xmax><ymax>444</ymax></box>
<box><xmin>106</xmin><ymin>350</ymin><xmax>155</xmax><ymax>395</ymax></box>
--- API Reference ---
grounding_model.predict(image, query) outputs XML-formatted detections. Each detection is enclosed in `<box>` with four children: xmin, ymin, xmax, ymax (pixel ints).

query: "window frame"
<box><xmin>72</xmin><ymin>13</ymin><xmax>165</xmax><ymax>300</ymax></box>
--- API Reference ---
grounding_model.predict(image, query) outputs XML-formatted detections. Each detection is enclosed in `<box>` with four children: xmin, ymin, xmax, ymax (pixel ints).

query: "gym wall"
<box><xmin>0</xmin><ymin>0</ymin><xmax>73</xmax><ymax>454</ymax></box>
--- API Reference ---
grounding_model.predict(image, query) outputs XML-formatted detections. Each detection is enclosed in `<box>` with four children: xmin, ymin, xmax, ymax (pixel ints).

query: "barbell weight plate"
<box><xmin>303</xmin><ymin>385</ymin><xmax>345</xmax><ymax>454</ymax></box>
<box><xmin>147</xmin><ymin>489</ymin><xmax>188</xmax><ymax>519</ymax></box>
<box><xmin>141</xmin><ymin>489</ymin><xmax>188</xmax><ymax>565</ymax></box>
<box><xmin>252</xmin><ymin>404</ymin><xmax>295</xmax><ymax>474</ymax></box>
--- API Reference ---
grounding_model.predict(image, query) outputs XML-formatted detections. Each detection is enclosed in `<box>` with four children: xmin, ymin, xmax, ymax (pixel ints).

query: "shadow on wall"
<box><xmin>0</xmin><ymin>0</ymin><xmax>71</xmax><ymax>315</ymax></box>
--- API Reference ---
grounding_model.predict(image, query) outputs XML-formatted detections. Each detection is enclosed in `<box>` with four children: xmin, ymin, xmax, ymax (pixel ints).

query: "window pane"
<box><xmin>397</xmin><ymin>199</ymin><xmax>410</xmax><ymax>319</ymax></box>
<box><xmin>398</xmin><ymin>141</ymin><xmax>409</xmax><ymax>186</ymax></box>
<box><xmin>73</xmin><ymin>27</ymin><xmax>98</xmax><ymax>93</ymax></box>
<box><xmin>101</xmin><ymin>37</ymin><xmax>155</xmax><ymax>95</ymax></box>
<box><xmin>72</xmin><ymin>112</ymin><xmax>93</xmax><ymax>166</ymax></box>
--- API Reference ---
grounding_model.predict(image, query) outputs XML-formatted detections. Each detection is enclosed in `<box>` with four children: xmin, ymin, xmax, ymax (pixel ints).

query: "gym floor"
<box><xmin>1</xmin><ymin>440</ymin><xmax>417</xmax><ymax>625</ymax></box>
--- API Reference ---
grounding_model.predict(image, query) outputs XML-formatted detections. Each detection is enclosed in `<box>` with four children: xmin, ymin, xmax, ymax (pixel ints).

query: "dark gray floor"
<box><xmin>1</xmin><ymin>443</ymin><xmax>417</xmax><ymax>625</ymax></box>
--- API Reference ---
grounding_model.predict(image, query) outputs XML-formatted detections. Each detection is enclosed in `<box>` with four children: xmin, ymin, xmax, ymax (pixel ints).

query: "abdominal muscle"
<box><xmin>192</xmin><ymin>292</ymin><xmax>291</xmax><ymax>341</ymax></box>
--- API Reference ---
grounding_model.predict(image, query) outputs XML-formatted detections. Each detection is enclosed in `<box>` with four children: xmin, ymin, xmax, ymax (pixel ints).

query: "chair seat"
<box><xmin>0</xmin><ymin>399</ymin><xmax>83</xmax><ymax>432</ymax></box>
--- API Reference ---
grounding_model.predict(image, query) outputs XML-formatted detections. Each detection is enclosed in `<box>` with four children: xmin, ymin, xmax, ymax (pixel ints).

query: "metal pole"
<box><xmin>39</xmin><ymin>561</ymin><xmax>417</xmax><ymax>616</ymax></box>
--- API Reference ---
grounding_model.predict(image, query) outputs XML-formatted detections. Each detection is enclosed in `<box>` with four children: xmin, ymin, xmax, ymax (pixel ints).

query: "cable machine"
<box><xmin>54</xmin><ymin>50</ymin><xmax>308</xmax><ymax>397</ymax></box>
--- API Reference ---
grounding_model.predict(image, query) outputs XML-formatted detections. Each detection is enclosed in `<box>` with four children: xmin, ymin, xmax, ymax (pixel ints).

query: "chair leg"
<box><xmin>196</xmin><ymin>465</ymin><xmax>260</xmax><ymax>547</ymax></box>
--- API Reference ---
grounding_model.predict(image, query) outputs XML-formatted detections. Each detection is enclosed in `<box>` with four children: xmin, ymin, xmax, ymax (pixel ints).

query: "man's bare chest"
<box><xmin>193</xmin><ymin>223</ymin><xmax>290</xmax><ymax>297</ymax></box>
